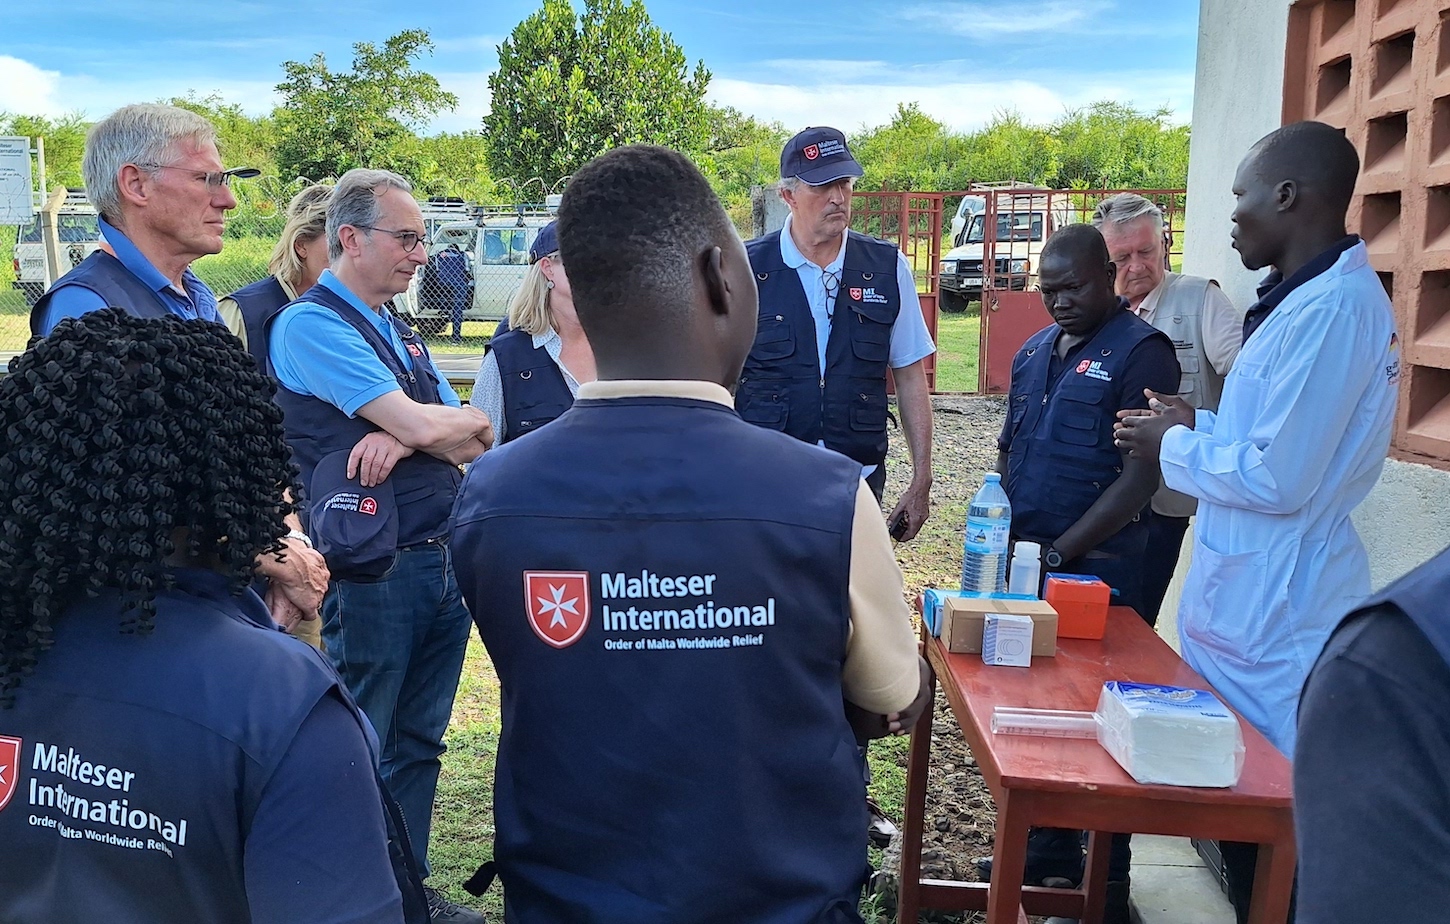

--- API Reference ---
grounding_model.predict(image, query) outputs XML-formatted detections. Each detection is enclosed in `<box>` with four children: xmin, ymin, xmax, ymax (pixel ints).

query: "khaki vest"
<box><xmin>1143</xmin><ymin>273</ymin><xmax>1226</xmax><ymax>518</ymax></box>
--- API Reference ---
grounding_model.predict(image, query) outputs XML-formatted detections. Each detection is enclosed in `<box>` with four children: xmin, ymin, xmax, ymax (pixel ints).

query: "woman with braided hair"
<box><xmin>0</xmin><ymin>309</ymin><xmax>417</xmax><ymax>924</ymax></box>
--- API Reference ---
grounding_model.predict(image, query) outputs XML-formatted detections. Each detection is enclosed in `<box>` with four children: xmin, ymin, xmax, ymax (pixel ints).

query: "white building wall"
<box><xmin>1162</xmin><ymin>0</ymin><xmax>1450</xmax><ymax>648</ymax></box>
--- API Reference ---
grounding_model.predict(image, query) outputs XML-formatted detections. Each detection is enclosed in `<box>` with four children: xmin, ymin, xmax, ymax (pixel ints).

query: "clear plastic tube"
<box><xmin>990</xmin><ymin>706</ymin><xmax>1099</xmax><ymax>738</ymax></box>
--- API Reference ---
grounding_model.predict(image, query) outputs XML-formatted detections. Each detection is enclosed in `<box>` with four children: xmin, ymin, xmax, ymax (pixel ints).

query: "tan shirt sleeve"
<box><xmin>1200</xmin><ymin>282</ymin><xmax>1243</xmax><ymax>376</ymax></box>
<box><xmin>842</xmin><ymin>479</ymin><xmax>921</xmax><ymax>714</ymax></box>
<box><xmin>217</xmin><ymin>296</ymin><xmax>248</xmax><ymax>351</ymax></box>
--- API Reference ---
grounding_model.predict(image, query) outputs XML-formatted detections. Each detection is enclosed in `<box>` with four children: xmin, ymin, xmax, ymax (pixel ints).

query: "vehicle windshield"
<box><xmin>17</xmin><ymin>214</ymin><xmax>100</xmax><ymax>244</ymax></box>
<box><xmin>965</xmin><ymin>212</ymin><xmax>1045</xmax><ymax>244</ymax></box>
<box><xmin>435</xmin><ymin>227</ymin><xmax>477</xmax><ymax>252</ymax></box>
<box><xmin>480</xmin><ymin>227</ymin><xmax>537</xmax><ymax>265</ymax></box>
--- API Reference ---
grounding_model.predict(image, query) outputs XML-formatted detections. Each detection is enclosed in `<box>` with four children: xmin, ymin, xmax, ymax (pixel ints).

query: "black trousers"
<box><xmin>865</xmin><ymin>463</ymin><xmax>886</xmax><ymax>504</ymax></box>
<box><xmin>1139</xmin><ymin>513</ymin><xmax>1190</xmax><ymax>628</ymax></box>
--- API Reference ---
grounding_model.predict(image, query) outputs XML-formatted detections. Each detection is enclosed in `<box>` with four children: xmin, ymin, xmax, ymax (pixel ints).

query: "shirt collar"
<box><xmin>99</xmin><ymin>217</ymin><xmax>182</xmax><ymax>296</ymax></box>
<box><xmin>576</xmin><ymin>379</ymin><xmax>734</xmax><ymax>408</ymax></box>
<box><xmin>1134</xmin><ymin>275</ymin><xmax>1171</xmax><ymax>321</ymax></box>
<box><xmin>779</xmin><ymin>214</ymin><xmax>847</xmax><ymax>272</ymax></box>
<box><xmin>531</xmin><ymin>327</ymin><xmax>560</xmax><ymax>351</ymax></box>
<box><xmin>1243</xmin><ymin>235</ymin><xmax>1360</xmax><ymax>342</ymax></box>
<box><xmin>318</xmin><ymin>269</ymin><xmax>384</xmax><ymax>320</ymax></box>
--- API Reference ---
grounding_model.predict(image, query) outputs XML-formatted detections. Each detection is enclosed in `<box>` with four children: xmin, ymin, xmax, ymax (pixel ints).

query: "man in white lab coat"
<box><xmin>1114</xmin><ymin>121</ymin><xmax>1399</xmax><ymax>922</ymax></box>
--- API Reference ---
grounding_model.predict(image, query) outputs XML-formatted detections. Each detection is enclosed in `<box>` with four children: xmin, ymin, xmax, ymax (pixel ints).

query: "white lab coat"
<box><xmin>1160</xmin><ymin>242</ymin><xmax>1398</xmax><ymax>756</ymax></box>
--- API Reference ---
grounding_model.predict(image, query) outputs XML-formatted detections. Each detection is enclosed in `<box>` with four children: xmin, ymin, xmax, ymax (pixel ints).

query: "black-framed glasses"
<box><xmin>136</xmin><ymin>163</ymin><xmax>260</xmax><ymax>190</ymax></box>
<box><xmin>354</xmin><ymin>226</ymin><xmax>432</xmax><ymax>253</ymax></box>
<box><xmin>821</xmin><ymin>268</ymin><xmax>842</xmax><ymax>317</ymax></box>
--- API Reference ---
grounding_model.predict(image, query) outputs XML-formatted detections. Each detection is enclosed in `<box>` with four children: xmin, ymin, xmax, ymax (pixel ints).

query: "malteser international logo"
<box><xmin>1076</xmin><ymin>359</ymin><xmax>1092</xmax><ymax>374</ymax></box>
<box><xmin>524</xmin><ymin>572</ymin><xmax>591</xmax><ymax>648</ymax></box>
<box><xmin>849</xmin><ymin>287</ymin><xmax>864</xmax><ymax>302</ymax></box>
<box><xmin>0</xmin><ymin>735</ymin><xmax>20</xmax><ymax>812</ymax></box>
<box><xmin>802</xmin><ymin>143</ymin><xmax>820</xmax><ymax>161</ymax></box>
<box><xmin>359</xmin><ymin>497</ymin><xmax>378</xmax><ymax>516</ymax></box>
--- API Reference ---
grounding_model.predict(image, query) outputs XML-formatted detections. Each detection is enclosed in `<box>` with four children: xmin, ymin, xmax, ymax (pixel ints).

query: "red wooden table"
<box><xmin>897</xmin><ymin>606</ymin><xmax>1295</xmax><ymax>924</ymax></box>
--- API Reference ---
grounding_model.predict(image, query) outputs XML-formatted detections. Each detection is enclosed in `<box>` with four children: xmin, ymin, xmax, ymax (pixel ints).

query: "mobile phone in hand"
<box><xmin>888</xmin><ymin>510</ymin><xmax>910</xmax><ymax>540</ymax></box>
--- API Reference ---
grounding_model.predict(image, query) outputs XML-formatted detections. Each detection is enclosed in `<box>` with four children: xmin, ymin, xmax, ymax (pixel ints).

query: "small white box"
<box><xmin>982</xmin><ymin>612</ymin><xmax>1034</xmax><ymax>667</ymax></box>
<box><xmin>1094</xmin><ymin>682</ymin><xmax>1245</xmax><ymax>788</ymax></box>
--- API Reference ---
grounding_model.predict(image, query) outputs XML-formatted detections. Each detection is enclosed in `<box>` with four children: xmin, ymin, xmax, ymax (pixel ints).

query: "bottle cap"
<box><xmin>984</xmin><ymin>472</ymin><xmax>1001</xmax><ymax>482</ymax></box>
<box><xmin>1014</xmin><ymin>540</ymin><xmax>1041</xmax><ymax>558</ymax></box>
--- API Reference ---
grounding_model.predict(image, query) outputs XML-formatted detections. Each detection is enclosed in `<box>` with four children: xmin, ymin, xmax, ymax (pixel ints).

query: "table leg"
<box><xmin>1080</xmin><ymin>831</ymin><xmax>1111</xmax><ymax>924</ymax></box>
<box><xmin>896</xmin><ymin>661</ymin><xmax>936</xmax><ymax>924</ymax></box>
<box><xmin>986</xmin><ymin>788</ymin><xmax>1031</xmax><ymax>924</ymax></box>
<box><xmin>1245</xmin><ymin>837</ymin><xmax>1296</xmax><ymax>924</ymax></box>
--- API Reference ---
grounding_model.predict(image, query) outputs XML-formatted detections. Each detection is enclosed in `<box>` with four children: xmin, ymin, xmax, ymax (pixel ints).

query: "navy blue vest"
<box><xmin>738</xmin><ymin>231</ymin><xmax>902</xmax><ymax>467</ymax></box>
<box><xmin>488</xmin><ymin>329</ymin><xmax>574</xmax><ymax>443</ymax></box>
<box><xmin>1003</xmin><ymin>309</ymin><xmax>1173</xmax><ymax>558</ymax></box>
<box><xmin>30</xmin><ymin>251</ymin><xmax>169</xmax><ymax>337</ymax></box>
<box><xmin>453</xmin><ymin>396</ymin><xmax>868</xmax><ymax>924</ymax></box>
<box><xmin>267</xmin><ymin>284</ymin><xmax>462</xmax><ymax>548</ymax></box>
<box><xmin>0</xmin><ymin>569</ymin><xmax>423</xmax><ymax>924</ymax></box>
<box><xmin>1354</xmin><ymin>545</ymin><xmax>1450</xmax><ymax>671</ymax></box>
<box><xmin>227</xmin><ymin>275</ymin><xmax>291</xmax><ymax>369</ymax></box>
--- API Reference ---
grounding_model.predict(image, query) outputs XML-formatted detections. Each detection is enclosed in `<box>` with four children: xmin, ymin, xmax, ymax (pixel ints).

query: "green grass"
<box><xmin>933</xmin><ymin>309</ymin><xmax>981</xmax><ymax>393</ymax></box>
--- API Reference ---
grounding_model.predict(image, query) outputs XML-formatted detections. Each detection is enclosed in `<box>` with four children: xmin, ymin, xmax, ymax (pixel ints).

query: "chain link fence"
<box><xmin>1</xmin><ymin>176</ymin><xmax>544</xmax><ymax>355</ymax></box>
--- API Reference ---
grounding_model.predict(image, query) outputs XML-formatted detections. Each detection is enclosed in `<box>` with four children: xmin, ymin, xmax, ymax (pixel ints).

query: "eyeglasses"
<box><xmin>136</xmin><ymin>164</ymin><xmax>261</xmax><ymax>190</ymax></box>
<box><xmin>353</xmin><ymin>226</ymin><xmax>432</xmax><ymax>254</ymax></box>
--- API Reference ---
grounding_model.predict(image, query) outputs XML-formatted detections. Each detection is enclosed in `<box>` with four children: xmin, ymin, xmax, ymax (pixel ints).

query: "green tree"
<box><xmin>274</xmin><ymin>29</ymin><xmax>458</xmax><ymax>182</ymax></box>
<box><xmin>0</xmin><ymin>113</ymin><xmax>88</xmax><ymax>189</ymax></box>
<box><xmin>166</xmin><ymin>92</ymin><xmax>278</xmax><ymax>176</ymax></box>
<box><xmin>484</xmin><ymin>0</ymin><xmax>711</xmax><ymax>187</ymax></box>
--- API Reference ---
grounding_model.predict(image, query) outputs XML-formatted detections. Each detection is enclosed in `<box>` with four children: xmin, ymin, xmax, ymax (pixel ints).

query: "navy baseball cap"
<box><xmin>529</xmin><ymin>221</ymin><xmax>559</xmax><ymax>264</ymax></box>
<box><xmin>780</xmin><ymin>127</ymin><xmax>863</xmax><ymax>186</ymax></box>
<box><xmin>307</xmin><ymin>449</ymin><xmax>398</xmax><ymax>582</ymax></box>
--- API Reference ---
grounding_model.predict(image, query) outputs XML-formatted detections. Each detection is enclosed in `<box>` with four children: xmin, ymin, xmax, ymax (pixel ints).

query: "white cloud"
<box><xmin>904</xmin><ymin>0</ymin><xmax>1112</xmax><ymax>36</ymax></box>
<box><xmin>427</xmin><ymin>71</ymin><xmax>492</xmax><ymax>134</ymax></box>
<box><xmin>708</xmin><ymin>68</ymin><xmax>1193</xmax><ymax>135</ymax></box>
<box><xmin>0</xmin><ymin>56</ymin><xmax>65</xmax><ymax>116</ymax></box>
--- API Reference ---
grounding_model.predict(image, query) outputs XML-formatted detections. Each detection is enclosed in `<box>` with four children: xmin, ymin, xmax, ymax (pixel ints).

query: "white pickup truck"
<box><xmin>11</xmin><ymin>191</ymin><xmax>101</xmax><ymax>305</ymax></box>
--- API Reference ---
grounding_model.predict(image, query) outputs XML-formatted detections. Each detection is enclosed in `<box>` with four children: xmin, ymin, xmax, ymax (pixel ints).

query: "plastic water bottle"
<box><xmin>1008</xmin><ymin>541</ymin><xmax>1042</xmax><ymax>597</ymax></box>
<box><xmin>961</xmin><ymin>472</ymin><xmax>1012</xmax><ymax>594</ymax></box>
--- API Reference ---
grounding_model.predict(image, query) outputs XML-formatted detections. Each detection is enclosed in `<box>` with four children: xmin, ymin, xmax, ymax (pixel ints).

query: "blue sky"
<box><xmin>0</xmin><ymin>0</ymin><xmax>1199</xmax><ymax>134</ymax></box>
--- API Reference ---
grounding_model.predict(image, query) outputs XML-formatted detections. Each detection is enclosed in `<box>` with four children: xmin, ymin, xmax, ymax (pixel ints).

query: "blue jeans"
<box><xmin>321</xmin><ymin>540</ymin><xmax>472</xmax><ymax>876</ymax></box>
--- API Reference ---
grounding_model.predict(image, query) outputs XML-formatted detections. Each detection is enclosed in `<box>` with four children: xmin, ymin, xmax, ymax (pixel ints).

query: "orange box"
<box><xmin>1044</xmin><ymin>574</ymin><xmax>1110</xmax><ymax>640</ymax></box>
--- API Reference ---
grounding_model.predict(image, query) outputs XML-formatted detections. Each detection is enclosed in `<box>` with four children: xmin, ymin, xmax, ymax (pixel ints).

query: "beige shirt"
<box><xmin>578</xmin><ymin>379</ymin><xmax>922</xmax><ymax>714</ymax></box>
<box><xmin>1134</xmin><ymin>275</ymin><xmax>1242</xmax><ymax>377</ymax></box>
<box><xmin>217</xmin><ymin>276</ymin><xmax>299</xmax><ymax>352</ymax></box>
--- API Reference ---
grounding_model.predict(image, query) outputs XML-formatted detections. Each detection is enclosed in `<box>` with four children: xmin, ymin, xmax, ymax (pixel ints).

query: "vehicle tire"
<box><xmin>415</xmin><ymin>316</ymin><xmax>447</xmax><ymax>337</ymax></box>
<box><xmin>940</xmin><ymin>290</ymin><xmax>970</xmax><ymax>314</ymax></box>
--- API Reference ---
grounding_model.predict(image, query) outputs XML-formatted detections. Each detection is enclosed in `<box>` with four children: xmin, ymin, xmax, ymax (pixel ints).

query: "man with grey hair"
<box><xmin>31</xmin><ymin>103</ymin><xmax>258</xmax><ymax>336</ymax></box>
<box><xmin>267</xmin><ymin>168</ymin><xmax>492</xmax><ymax>923</ymax></box>
<box><xmin>29</xmin><ymin>102</ymin><xmax>328</xmax><ymax>640</ymax></box>
<box><xmin>1093</xmin><ymin>192</ymin><xmax>1242</xmax><ymax>627</ymax></box>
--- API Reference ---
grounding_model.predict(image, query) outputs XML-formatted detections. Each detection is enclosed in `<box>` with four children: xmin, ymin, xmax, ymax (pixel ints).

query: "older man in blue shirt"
<box><xmin>266</xmin><ymin>167</ymin><xmax>492</xmax><ymax>924</ymax></box>
<box><xmin>28</xmin><ymin>102</ymin><xmax>327</xmax><ymax>637</ymax></box>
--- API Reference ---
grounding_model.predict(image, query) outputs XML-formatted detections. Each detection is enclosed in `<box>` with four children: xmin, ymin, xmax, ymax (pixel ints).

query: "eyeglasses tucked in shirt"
<box><xmin>821</xmin><ymin>268</ymin><xmax>842</xmax><ymax>318</ymax></box>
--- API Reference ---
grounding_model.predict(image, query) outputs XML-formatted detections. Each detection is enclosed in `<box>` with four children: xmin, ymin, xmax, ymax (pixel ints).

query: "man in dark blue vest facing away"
<box><xmin>1294</xmin><ymin>545</ymin><xmax>1450</xmax><ymax>923</ymax></box>
<box><xmin>739</xmin><ymin>127</ymin><xmax>936</xmax><ymax>540</ymax></box>
<box><xmin>266</xmin><ymin>168</ymin><xmax>493</xmax><ymax>923</ymax></box>
<box><xmin>453</xmin><ymin>145</ymin><xmax>930</xmax><ymax>924</ymax></box>
<box><xmin>28</xmin><ymin>103</ymin><xmax>329</xmax><ymax>647</ymax></box>
<box><xmin>983</xmin><ymin>224</ymin><xmax>1179</xmax><ymax>924</ymax></box>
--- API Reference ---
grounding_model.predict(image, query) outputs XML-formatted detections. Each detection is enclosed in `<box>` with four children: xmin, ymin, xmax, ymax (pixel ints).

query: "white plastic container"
<box><xmin>1007</xmin><ymin>540</ymin><xmax>1042</xmax><ymax>597</ymax></box>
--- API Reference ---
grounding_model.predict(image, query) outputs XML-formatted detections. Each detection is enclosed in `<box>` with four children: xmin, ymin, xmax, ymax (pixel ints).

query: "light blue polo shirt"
<box><xmin>778</xmin><ymin>214</ymin><xmax>936</xmax><ymax>375</ymax></box>
<box><xmin>38</xmin><ymin>218</ymin><xmax>222</xmax><ymax>335</ymax></box>
<box><xmin>268</xmin><ymin>269</ymin><xmax>461</xmax><ymax>417</ymax></box>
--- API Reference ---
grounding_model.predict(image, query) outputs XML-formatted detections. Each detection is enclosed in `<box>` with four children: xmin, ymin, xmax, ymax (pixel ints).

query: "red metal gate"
<box><xmin>850</xmin><ymin>187</ymin><xmax>1187</xmax><ymax>395</ymax></box>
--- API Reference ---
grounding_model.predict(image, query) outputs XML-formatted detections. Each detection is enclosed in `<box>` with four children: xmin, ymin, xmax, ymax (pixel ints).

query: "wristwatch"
<box><xmin>1043</xmin><ymin>547</ymin><xmax>1065</xmax><ymax>569</ymax></box>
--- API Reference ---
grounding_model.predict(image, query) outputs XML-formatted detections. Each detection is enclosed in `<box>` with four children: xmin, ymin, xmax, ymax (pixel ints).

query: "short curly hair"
<box><xmin>0</xmin><ymin>309</ymin><xmax>301</xmax><ymax>702</ymax></box>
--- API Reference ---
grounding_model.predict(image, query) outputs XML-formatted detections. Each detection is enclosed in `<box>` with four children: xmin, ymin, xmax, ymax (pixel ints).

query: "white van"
<box><xmin>938</xmin><ymin>194</ymin><xmax>1074</xmax><ymax>312</ymax></box>
<box><xmin>11</xmin><ymin>191</ymin><xmax>101</xmax><ymax>305</ymax></box>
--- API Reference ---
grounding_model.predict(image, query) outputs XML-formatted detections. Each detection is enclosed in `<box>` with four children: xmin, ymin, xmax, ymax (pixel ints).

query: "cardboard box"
<box><xmin>941</xmin><ymin>595</ymin><xmax>1058</xmax><ymax>656</ymax></box>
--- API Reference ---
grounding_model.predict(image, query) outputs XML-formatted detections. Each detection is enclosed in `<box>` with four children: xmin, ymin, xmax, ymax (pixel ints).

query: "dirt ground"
<box><xmin>875</xmin><ymin>396</ymin><xmax>1010</xmax><ymax>919</ymax></box>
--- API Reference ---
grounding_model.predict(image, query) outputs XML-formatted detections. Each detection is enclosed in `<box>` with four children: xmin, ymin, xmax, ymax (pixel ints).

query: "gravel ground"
<box><xmin>874</xmin><ymin>395</ymin><xmax>1013</xmax><ymax>922</ymax></box>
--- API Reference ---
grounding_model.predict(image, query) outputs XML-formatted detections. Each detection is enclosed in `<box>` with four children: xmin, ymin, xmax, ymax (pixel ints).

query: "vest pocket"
<box><xmin>849</xmin><ymin>304</ymin><xmax>892</xmax><ymax>364</ymax></box>
<box><xmin>738</xmin><ymin>388</ymin><xmax>789</xmax><ymax>430</ymax></box>
<box><xmin>1055</xmin><ymin>408</ymin><xmax>1101</xmax><ymax>446</ymax></box>
<box><xmin>751</xmin><ymin>318</ymin><xmax>795</xmax><ymax>360</ymax></box>
<box><xmin>849</xmin><ymin>387</ymin><xmax>888</xmax><ymax>431</ymax></box>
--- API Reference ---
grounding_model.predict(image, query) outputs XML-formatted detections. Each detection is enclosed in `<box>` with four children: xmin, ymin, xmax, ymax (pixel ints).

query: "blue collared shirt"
<box><xmin>268</xmin><ymin>269</ymin><xmax>461</xmax><ymax>418</ymax></box>
<box><xmin>37</xmin><ymin>218</ymin><xmax>221</xmax><ymax>335</ymax></box>
<box><xmin>778</xmin><ymin>214</ymin><xmax>937</xmax><ymax>374</ymax></box>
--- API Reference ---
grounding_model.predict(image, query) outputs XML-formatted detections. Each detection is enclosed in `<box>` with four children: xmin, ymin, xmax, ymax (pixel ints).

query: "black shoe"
<box><xmin>974</xmin><ymin>828</ymin><xmax>1084</xmax><ymax>886</ymax></box>
<box><xmin>425</xmin><ymin>886</ymin><xmax>486</xmax><ymax>923</ymax></box>
<box><xmin>867</xmin><ymin>797</ymin><xmax>898</xmax><ymax>848</ymax></box>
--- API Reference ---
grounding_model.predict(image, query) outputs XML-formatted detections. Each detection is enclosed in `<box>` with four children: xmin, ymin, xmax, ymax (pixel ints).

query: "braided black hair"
<box><xmin>0</xmin><ymin>308</ymin><xmax>301</xmax><ymax>701</ymax></box>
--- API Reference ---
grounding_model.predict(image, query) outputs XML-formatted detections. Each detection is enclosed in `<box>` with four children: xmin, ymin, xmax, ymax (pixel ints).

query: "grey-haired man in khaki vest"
<box><xmin>1093</xmin><ymin>193</ymin><xmax>1243</xmax><ymax>627</ymax></box>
